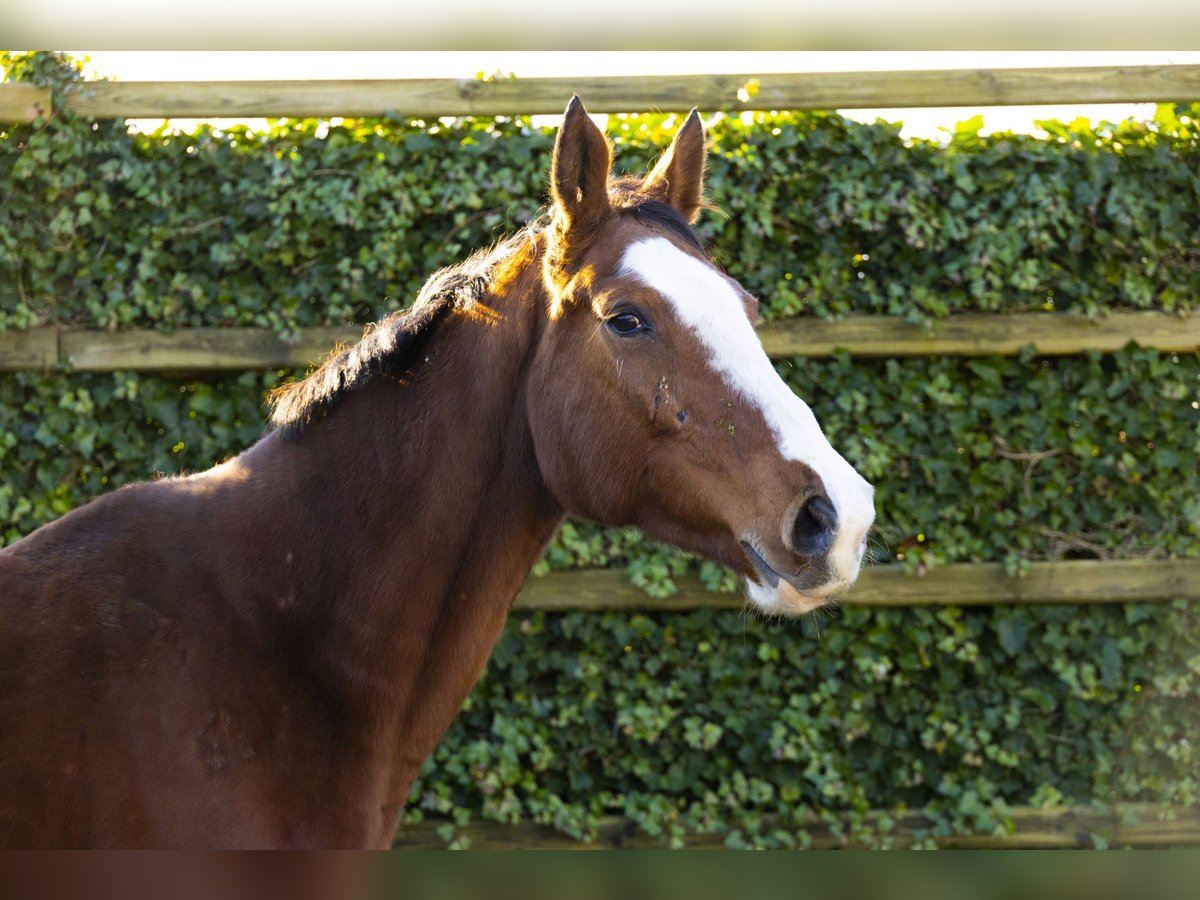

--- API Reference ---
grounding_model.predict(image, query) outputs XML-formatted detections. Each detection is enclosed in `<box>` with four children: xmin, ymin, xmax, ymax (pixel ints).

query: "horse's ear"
<box><xmin>550</xmin><ymin>96</ymin><xmax>612</xmax><ymax>236</ymax></box>
<box><xmin>641</xmin><ymin>109</ymin><xmax>706</xmax><ymax>223</ymax></box>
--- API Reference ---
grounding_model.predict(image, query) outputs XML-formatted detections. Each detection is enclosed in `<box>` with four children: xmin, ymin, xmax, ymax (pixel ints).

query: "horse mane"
<box><xmin>268</xmin><ymin>197</ymin><xmax>701</xmax><ymax>439</ymax></box>
<box><xmin>268</xmin><ymin>223</ymin><xmax>540</xmax><ymax>438</ymax></box>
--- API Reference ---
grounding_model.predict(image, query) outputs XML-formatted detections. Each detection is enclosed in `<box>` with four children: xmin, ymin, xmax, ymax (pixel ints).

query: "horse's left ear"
<box><xmin>641</xmin><ymin>109</ymin><xmax>706</xmax><ymax>223</ymax></box>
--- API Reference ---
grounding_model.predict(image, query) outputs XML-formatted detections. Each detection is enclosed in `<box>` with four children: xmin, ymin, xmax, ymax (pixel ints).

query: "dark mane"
<box><xmin>268</xmin><ymin>225</ymin><xmax>538</xmax><ymax>438</ymax></box>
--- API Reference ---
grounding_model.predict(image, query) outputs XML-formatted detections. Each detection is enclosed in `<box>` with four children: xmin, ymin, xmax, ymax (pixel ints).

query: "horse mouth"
<box><xmin>740</xmin><ymin>541</ymin><xmax>782</xmax><ymax>589</ymax></box>
<box><xmin>739</xmin><ymin>540</ymin><xmax>839</xmax><ymax>615</ymax></box>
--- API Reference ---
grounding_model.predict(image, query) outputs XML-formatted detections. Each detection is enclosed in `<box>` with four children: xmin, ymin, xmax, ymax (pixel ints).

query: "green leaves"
<box><xmin>409</xmin><ymin>602</ymin><xmax>1199</xmax><ymax>847</ymax></box>
<box><xmin>0</xmin><ymin>370</ymin><xmax>274</xmax><ymax>545</ymax></box>
<box><xmin>4</xmin><ymin>52</ymin><xmax>1198</xmax><ymax>847</ymax></box>
<box><xmin>992</xmin><ymin>614</ymin><xmax>1028</xmax><ymax>657</ymax></box>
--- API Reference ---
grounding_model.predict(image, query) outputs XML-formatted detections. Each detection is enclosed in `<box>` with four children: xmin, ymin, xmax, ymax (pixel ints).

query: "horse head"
<box><xmin>528</xmin><ymin>97</ymin><xmax>876</xmax><ymax>615</ymax></box>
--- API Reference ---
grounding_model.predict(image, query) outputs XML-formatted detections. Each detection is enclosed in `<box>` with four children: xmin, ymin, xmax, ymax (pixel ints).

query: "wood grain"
<box><xmin>0</xmin><ymin>329</ymin><xmax>57</xmax><ymax>369</ymax></box>
<box><xmin>56</xmin><ymin>325</ymin><xmax>360</xmax><ymax>372</ymax></box>
<box><xmin>513</xmin><ymin>559</ymin><xmax>1200</xmax><ymax>611</ymax></box>
<box><xmin>33</xmin><ymin>65</ymin><xmax>1200</xmax><ymax>122</ymax></box>
<box><xmin>0</xmin><ymin>84</ymin><xmax>51</xmax><ymax>122</ymax></box>
<box><xmin>758</xmin><ymin>311</ymin><xmax>1200</xmax><ymax>358</ymax></box>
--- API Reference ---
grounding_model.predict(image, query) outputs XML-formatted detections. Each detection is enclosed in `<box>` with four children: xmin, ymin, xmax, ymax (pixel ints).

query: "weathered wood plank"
<box><xmin>759</xmin><ymin>311</ymin><xmax>1200</xmax><ymax>357</ymax></box>
<box><xmin>58</xmin><ymin>325</ymin><xmax>361</xmax><ymax>372</ymax></box>
<box><xmin>52</xmin><ymin>65</ymin><xmax>1200</xmax><ymax>121</ymax></box>
<box><xmin>514</xmin><ymin>559</ymin><xmax>1200</xmax><ymax>611</ymax></box>
<box><xmin>0</xmin><ymin>329</ymin><xmax>58</xmax><ymax>370</ymax></box>
<box><xmin>393</xmin><ymin>803</ymin><xmax>1200</xmax><ymax>849</ymax></box>
<box><xmin>0</xmin><ymin>84</ymin><xmax>51</xmax><ymax>122</ymax></box>
<box><xmin>837</xmin><ymin>558</ymin><xmax>1200</xmax><ymax>607</ymax></box>
<box><xmin>15</xmin><ymin>311</ymin><xmax>1200</xmax><ymax>373</ymax></box>
<box><xmin>516</xmin><ymin>569</ymin><xmax>745</xmax><ymax>612</ymax></box>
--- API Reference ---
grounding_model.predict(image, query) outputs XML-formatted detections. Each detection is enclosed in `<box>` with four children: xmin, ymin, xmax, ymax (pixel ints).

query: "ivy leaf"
<box><xmin>993</xmin><ymin>616</ymin><xmax>1028</xmax><ymax>657</ymax></box>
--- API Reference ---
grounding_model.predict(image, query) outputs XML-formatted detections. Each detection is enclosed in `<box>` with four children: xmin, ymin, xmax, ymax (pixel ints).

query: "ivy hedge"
<box><xmin>2</xmin><ymin>52</ymin><xmax>1198</xmax><ymax>846</ymax></box>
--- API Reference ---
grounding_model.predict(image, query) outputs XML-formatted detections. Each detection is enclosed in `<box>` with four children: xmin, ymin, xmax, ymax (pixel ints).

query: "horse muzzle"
<box><xmin>738</xmin><ymin>493</ymin><xmax>871</xmax><ymax>616</ymax></box>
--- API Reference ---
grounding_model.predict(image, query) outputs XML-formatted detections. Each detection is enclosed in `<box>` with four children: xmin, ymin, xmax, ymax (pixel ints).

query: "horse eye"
<box><xmin>607</xmin><ymin>312</ymin><xmax>647</xmax><ymax>336</ymax></box>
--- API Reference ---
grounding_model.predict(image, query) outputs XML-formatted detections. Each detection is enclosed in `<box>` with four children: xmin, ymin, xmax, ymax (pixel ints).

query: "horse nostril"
<box><xmin>790</xmin><ymin>495</ymin><xmax>837</xmax><ymax>557</ymax></box>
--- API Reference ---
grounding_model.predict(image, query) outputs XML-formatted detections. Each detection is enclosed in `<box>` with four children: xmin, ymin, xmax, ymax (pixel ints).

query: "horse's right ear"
<box><xmin>550</xmin><ymin>96</ymin><xmax>612</xmax><ymax>238</ymax></box>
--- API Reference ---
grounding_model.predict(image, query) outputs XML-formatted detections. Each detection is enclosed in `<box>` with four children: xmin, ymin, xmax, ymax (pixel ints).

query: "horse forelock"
<box><xmin>608</xmin><ymin>182</ymin><xmax>705</xmax><ymax>253</ymax></box>
<box><xmin>543</xmin><ymin>183</ymin><xmax>705</xmax><ymax>296</ymax></box>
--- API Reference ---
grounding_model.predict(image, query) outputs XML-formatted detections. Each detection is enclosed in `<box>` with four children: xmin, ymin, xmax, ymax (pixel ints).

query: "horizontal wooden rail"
<box><xmin>393</xmin><ymin>803</ymin><xmax>1200</xmax><ymax>848</ymax></box>
<box><xmin>514</xmin><ymin>559</ymin><xmax>1200</xmax><ymax>610</ymax></box>
<box><xmin>759</xmin><ymin>310</ymin><xmax>1200</xmax><ymax>358</ymax></box>
<box><xmin>2</xmin><ymin>312</ymin><xmax>1197</xmax><ymax>373</ymax></box>
<box><xmin>0</xmin><ymin>84</ymin><xmax>50</xmax><ymax>122</ymax></box>
<box><xmin>2</xmin><ymin>65</ymin><xmax>1198</xmax><ymax>124</ymax></box>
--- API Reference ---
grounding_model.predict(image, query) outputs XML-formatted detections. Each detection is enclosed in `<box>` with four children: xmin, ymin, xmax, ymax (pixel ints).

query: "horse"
<box><xmin>0</xmin><ymin>97</ymin><xmax>875</xmax><ymax>848</ymax></box>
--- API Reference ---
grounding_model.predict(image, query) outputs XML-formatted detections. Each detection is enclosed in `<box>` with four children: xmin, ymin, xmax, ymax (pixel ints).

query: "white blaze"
<box><xmin>619</xmin><ymin>237</ymin><xmax>874</xmax><ymax>588</ymax></box>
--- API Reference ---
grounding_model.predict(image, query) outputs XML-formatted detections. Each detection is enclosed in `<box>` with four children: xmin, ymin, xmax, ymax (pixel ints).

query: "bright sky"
<box><xmin>69</xmin><ymin>50</ymin><xmax>1200</xmax><ymax>140</ymax></box>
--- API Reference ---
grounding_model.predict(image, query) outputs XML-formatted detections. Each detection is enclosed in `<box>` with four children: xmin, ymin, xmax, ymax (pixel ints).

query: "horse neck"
<box><xmin>228</xmin><ymin>241</ymin><xmax>562</xmax><ymax>782</ymax></box>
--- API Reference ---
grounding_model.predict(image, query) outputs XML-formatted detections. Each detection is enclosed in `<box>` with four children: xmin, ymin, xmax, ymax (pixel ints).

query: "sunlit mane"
<box><xmin>268</xmin><ymin>225</ymin><xmax>538</xmax><ymax>438</ymax></box>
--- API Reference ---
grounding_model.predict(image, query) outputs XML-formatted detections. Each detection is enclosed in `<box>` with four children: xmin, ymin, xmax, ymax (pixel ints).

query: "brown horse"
<box><xmin>0</xmin><ymin>98</ymin><xmax>874</xmax><ymax>848</ymax></box>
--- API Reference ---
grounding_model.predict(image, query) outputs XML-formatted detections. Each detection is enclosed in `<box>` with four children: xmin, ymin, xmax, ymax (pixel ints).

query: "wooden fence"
<box><xmin>3</xmin><ymin>64</ymin><xmax>1200</xmax><ymax>122</ymax></box>
<box><xmin>515</xmin><ymin>559</ymin><xmax>1200</xmax><ymax>611</ymax></box>
<box><xmin>3</xmin><ymin>62</ymin><xmax>1199</xmax><ymax>848</ymax></box>
<box><xmin>3</xmin><ymin>310</ymin><xmax>1200</xmax><ymax>372</ymax></box>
